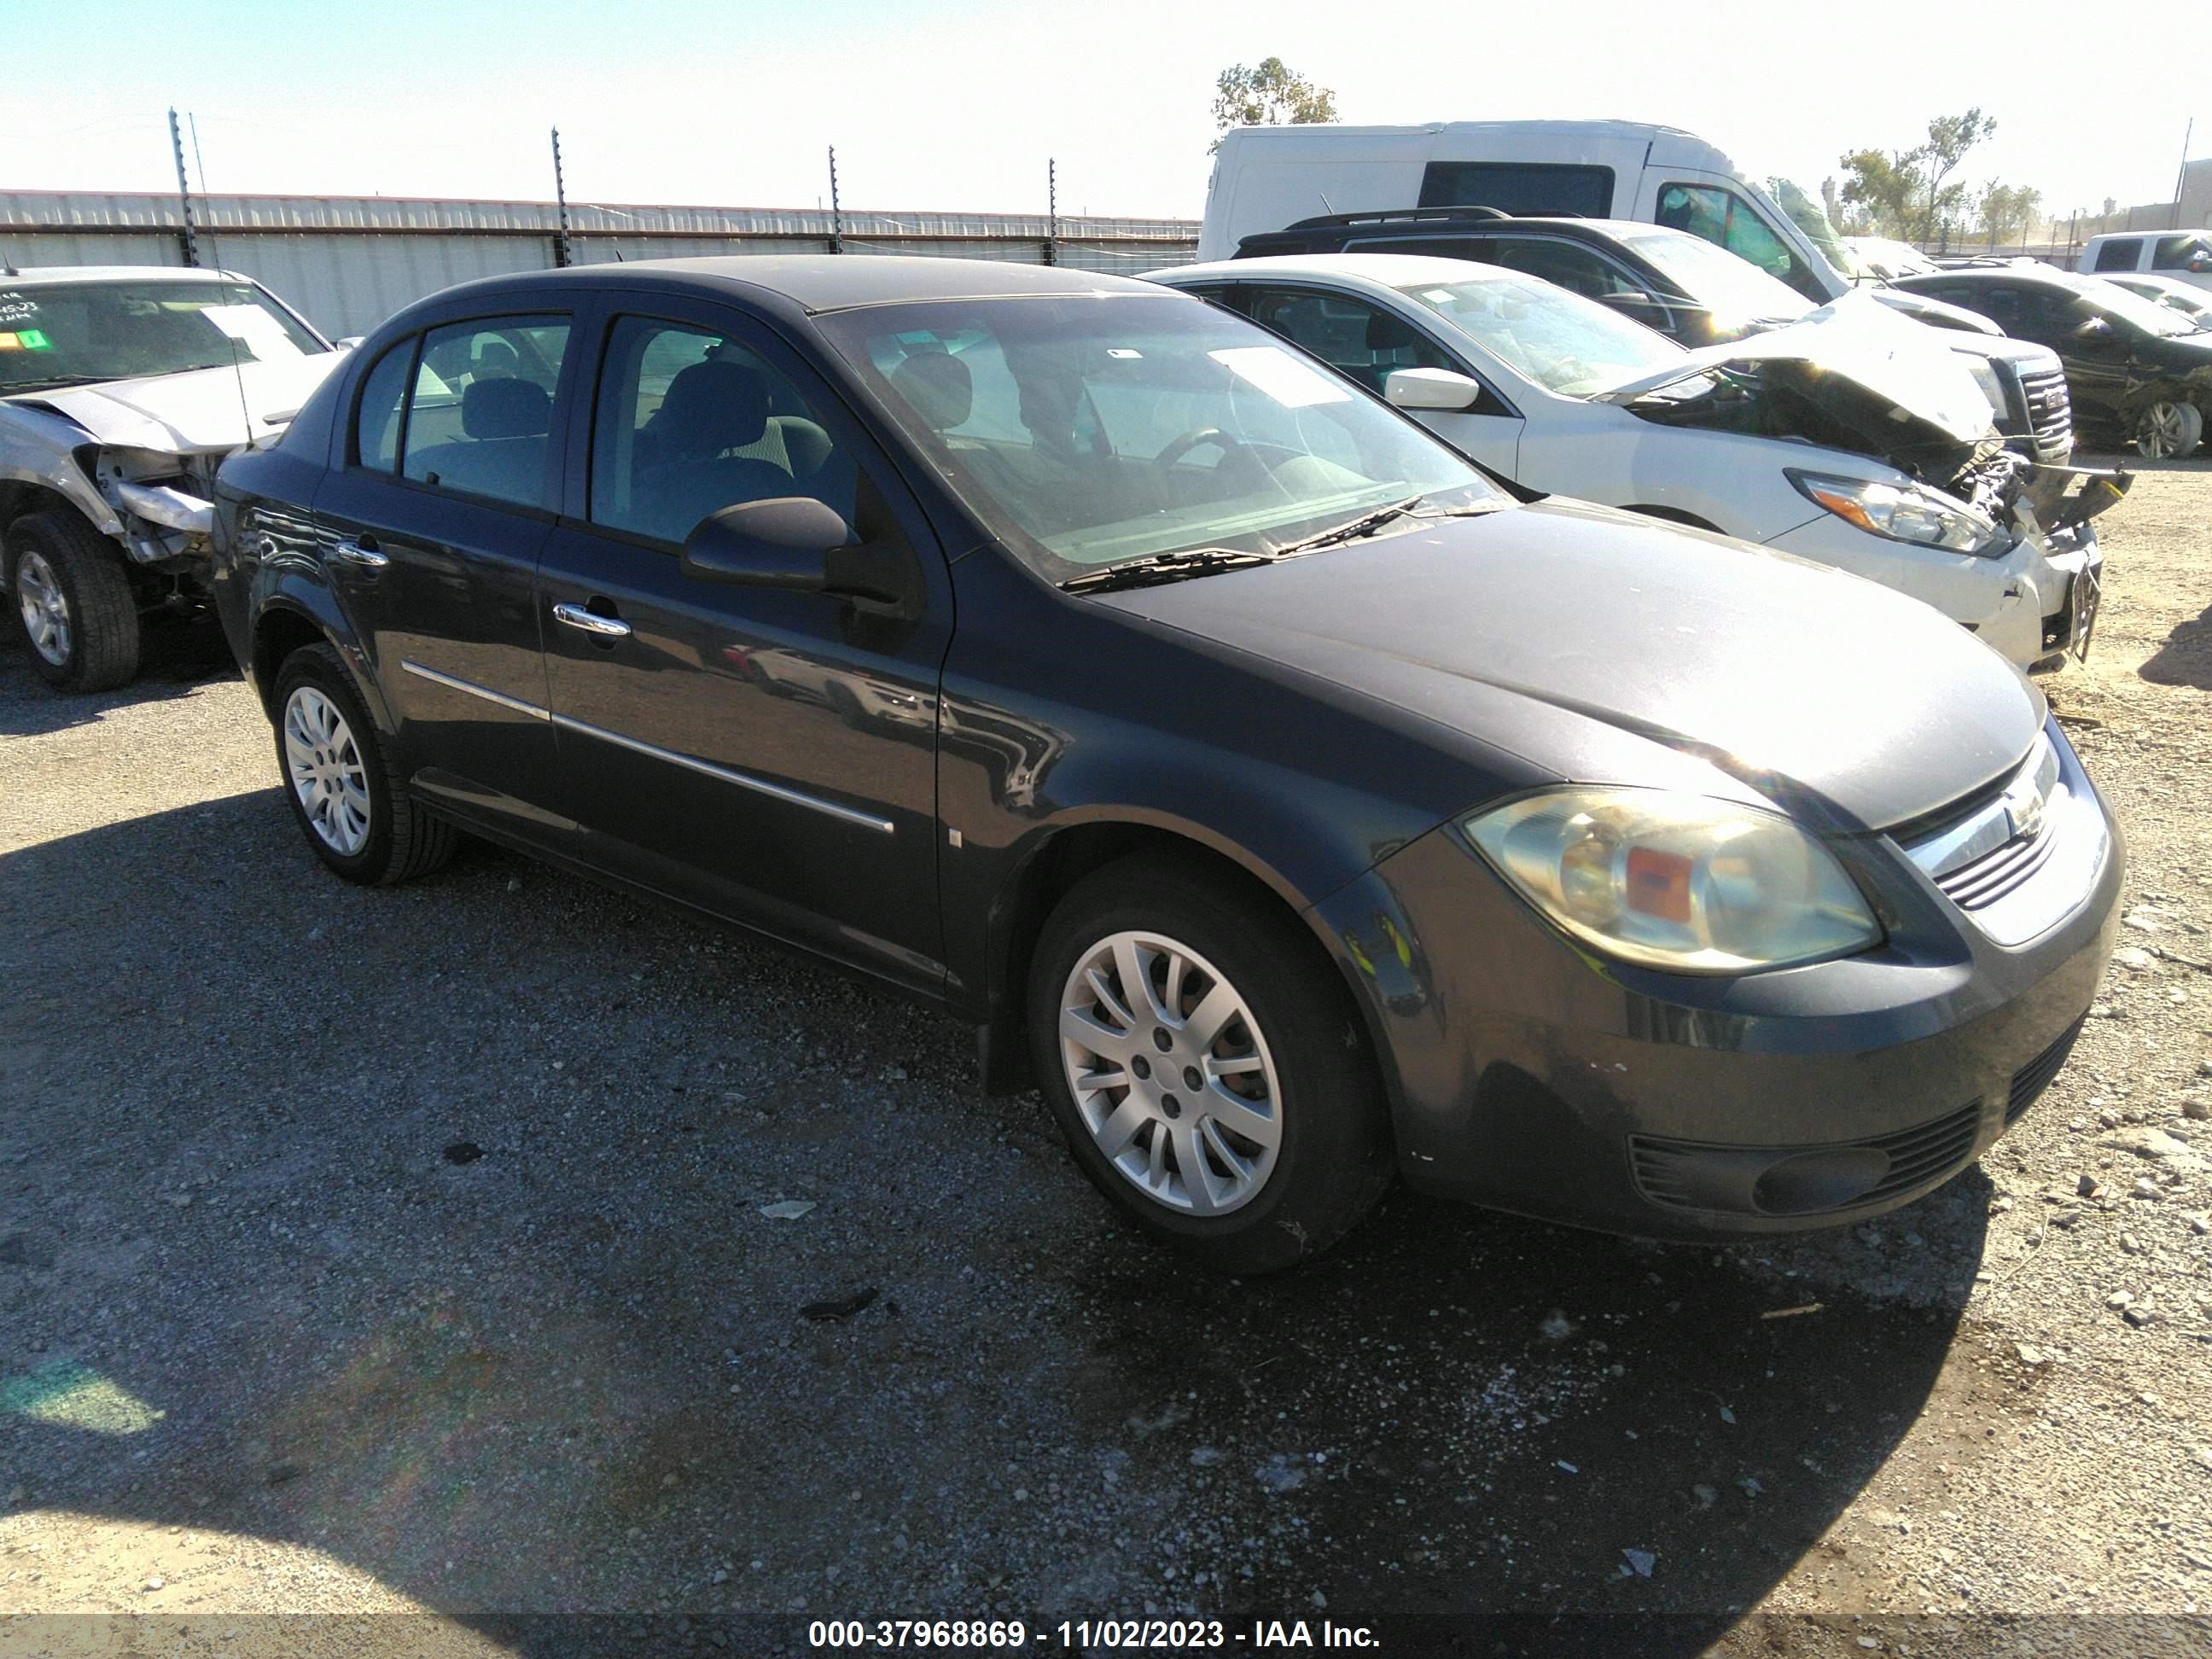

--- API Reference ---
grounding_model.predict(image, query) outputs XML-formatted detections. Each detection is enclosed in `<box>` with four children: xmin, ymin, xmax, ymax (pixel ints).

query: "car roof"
<box><xmin>415</xmin><ymin>255</ymin><xmax>1164</xmax><ymax>316</ymax></box>
<box><xmin>1156</xmin><ymin>253</ymin><xmax>1507</xmax><ymax>288</ymax></box>
<box><xmin>0</xmin><ymin>264</ymin><xmax>259</xmax><ymax>288</ymax></box>
<box><xmin>1904</xmin><ymin>266</ymin><xmax>2074</xmax><ymax>289</ymax></box>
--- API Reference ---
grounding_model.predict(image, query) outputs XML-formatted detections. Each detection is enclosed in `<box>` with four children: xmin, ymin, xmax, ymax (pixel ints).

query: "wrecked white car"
<box><xmin>2</xmin><ymin>266</ymin><xmax>341</xmax><ymax>691</ymax></box>
<box><xmin>1150</xmin><ymin>256</ymin><xmax>2125</xmax><ymax>670</ymax></box>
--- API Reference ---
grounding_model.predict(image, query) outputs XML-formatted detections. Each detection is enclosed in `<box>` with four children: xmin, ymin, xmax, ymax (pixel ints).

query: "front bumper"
<box><xmin>1313</xmin><ymin>729</ymin><xmax>2125</xmax><ymax>1241</ymax></box>
<box><xmin>1761</xmin><ymin>514</ymin><xmax>2052</xmax><ymax>668</ymax></box>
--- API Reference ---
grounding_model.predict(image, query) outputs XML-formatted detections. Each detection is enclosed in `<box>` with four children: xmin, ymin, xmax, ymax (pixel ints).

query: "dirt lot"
<box><xmin>2</xmin><ymin>459</ymin><xmax>2209</xmax><ymax>1656</ymax></box>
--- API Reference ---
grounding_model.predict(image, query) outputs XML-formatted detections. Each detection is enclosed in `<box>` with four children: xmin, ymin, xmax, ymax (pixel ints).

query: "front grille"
<box><xmin>2007</xmin><ymin>1016</ymin><xmax>2086</xmax><ymax>1124</ymax></box>
<box><xmin>2018</xmin><ymin>367</ymin><xmax>2073</xmax><ymax>462</ymax></box>
<box><xmin>1936</xmin><ymin>824</ymin><xmax>2059</xmax><ymax>909</ymax></box>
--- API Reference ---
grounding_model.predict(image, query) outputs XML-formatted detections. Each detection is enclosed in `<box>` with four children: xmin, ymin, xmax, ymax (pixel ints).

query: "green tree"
<box><xmin>1210</xmin><ymin>58</ymin><xmax>1338</xmax><ymax>153</ymax></box>
<box><xmin>1918</xmin><ymin>108</ymin><xmax>1997</xmax><ymax>242</ymax></box>
<box><xmin>1976</xmin><ymin>182</ymin><xmax>2044</xmax><ymax>247</ymax></box>
<box><xmin>1837</xmin><ymin>148</ymin><xmax>1924</xmax><ymax>237</ymax></box>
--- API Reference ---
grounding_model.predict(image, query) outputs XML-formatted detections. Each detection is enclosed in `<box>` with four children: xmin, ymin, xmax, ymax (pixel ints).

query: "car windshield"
<box><xmin>2078</xmin><ymin>276</ymin><xmax>2201</xmax><ymax>339</ymax></box>
<box><xmin>1614</xmin><ymin>226</ymin><xmax>1812</xmax><ymax>330</ymax></box>
<box><xmin>1396</xmin><ymin>272</ymin><xmax>1685</xmax><ymax>397</ymax></box>
<box><xmin>818</xmin><ymin>294</ymin><xmax>1505</xmax><ymax>581</ymax></box>
<box><xmin>0</xmin><ymin>278</ymin><xmax>324</xmax><ymax>391</ymax></box>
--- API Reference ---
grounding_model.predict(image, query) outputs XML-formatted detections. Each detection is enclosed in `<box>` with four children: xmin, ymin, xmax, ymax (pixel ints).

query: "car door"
<box><xmin>534</xmin><ymin>299</ymin><xmax>952</xmax><ymax>993</ymax></box>
<box><xmin>1240</xmin><ymin>282</ymin><xmax>1526</xmax><ymax>474</ymax></box>
<box><xmin>313</xmin><ymin>309</ymin><xmax>578</xmax><ymax>831</ymax></box>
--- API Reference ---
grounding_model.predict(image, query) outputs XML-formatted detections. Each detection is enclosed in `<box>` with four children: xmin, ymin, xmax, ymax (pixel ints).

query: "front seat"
<box><xmin>636</xmin><ymin>359</ymin><xmax>795</xmax><ymax>544</ymax></box>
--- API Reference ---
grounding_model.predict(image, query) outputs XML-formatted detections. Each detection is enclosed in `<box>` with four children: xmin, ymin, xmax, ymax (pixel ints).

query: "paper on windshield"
<box><xmin>1589</xmin><ymin>289</ymin><xmax>1994</xmax><ymax>445</ymax></box>
<box><xmin>1209</xmin><ymin>346</ymin><xmax>1351</xmax><ymax>408</ymax></box>
<box><xmin>201</xmin><ymin>304</ymin><xmax>306</xmax><ymax>362</ymax></box>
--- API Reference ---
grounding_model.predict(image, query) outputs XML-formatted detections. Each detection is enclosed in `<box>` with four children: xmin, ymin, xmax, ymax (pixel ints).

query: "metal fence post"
<box><xmin>167</xmin><ymin>108</ymin><xmax>201</xmax><ymax>268</ymax></box>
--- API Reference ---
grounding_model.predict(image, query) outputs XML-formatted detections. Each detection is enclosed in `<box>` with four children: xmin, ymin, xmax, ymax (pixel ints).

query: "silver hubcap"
<box><xmin>2139</xmin><ymin>402</ymin><xmax>2187</xmax><ymax>459</ymax></box>
<box><xmin>283</xmin><ymin>687</ymin><xmax>372</xmax><ymax>856</ymax></box>
<box><xmin>1058</xmin><ymin>930</ymin><xmax>1282</xmax><ymax>1215</ymax></box>
<box><xmin>15</xmin><ymin>550</ymin><xmax>70</xmax><ymax>667</ymax></box>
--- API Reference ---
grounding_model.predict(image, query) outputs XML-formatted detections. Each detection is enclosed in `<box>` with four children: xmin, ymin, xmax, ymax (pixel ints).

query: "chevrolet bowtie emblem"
<box><xmin>2002</xmin><ymin>775</ymin><xmax>2046</xmax><ymax>842</ymax></box>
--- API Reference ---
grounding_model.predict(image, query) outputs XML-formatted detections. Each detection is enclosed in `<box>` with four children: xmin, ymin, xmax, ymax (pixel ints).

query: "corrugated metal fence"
<box><xmin>0</xmin><ymin>190</ymin><xmax>1202</xmax><ymax>339</ymax></box>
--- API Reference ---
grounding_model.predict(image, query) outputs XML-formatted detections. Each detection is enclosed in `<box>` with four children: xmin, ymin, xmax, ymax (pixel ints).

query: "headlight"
<box><xmin>1785</xmin><ymin>469</ymin><xmax>2011</xmax><ymax>557</ymax></box>
<box><xmin>1959</xmin><ymin>356</ymin><xmax>2010</xmax><ymax>421</ymax></box>
<box><xmin>1462</xmin><ymin>788</ymin><xmax>1882</xmax><ymax>975</ymax></box>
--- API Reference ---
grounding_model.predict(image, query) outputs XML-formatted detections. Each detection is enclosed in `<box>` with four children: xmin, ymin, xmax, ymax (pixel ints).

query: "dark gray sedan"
<box><xmin>210</xmin><ymin>257</ymin><xmax>2122</xmax><ymax>1272</ymax></box>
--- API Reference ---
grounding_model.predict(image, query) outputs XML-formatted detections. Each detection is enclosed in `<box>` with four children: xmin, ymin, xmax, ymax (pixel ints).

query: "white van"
<box><xmin>2076</xmin><ymin>230</ymin><xmax>2212</xmax><ymax>294</ymax></box>
<box><xmin>1201</xmin><ymin>120</ymin><xmax>1854</xmax><ymax>302</ymax></box>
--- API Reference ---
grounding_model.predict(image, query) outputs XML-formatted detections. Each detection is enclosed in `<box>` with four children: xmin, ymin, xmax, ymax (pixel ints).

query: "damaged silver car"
<box><xmin>1152</xmin><ymin>257</ymin><xmax>2125</xmax><ymax>670</ymax></box>
<box><xmin>1</xmin><ymin>266</ymin><xmax>341</xmax><ymax>691</ymax></box>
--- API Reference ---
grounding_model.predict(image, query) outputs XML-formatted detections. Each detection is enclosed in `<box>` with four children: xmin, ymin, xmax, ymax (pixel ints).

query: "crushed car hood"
<box><xmin>5</xmin><ymin>354</ymin><xmax>341</xmax><ymax>455</ymax></box>
<box><xmin>1592</xmin><ymin>290</ymin><xmax>1997</xmax><ymax>468</ymax></box>
<box><xmin>1094</xmin><ymin>499</ymin><xmax>2041</xmax><ymax>833</ymax></box>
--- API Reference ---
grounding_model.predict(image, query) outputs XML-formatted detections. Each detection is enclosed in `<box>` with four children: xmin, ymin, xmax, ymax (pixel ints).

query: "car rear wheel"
<box><xmin>5</xmin><ymin>510</ymin><xmax>142</xmax><ymax>693</ymax></box>
<box><xmin>271</xmin><ymin>643</ymin><xmax>458</xmax><ymax>885</ymax></box>
<box><xmin>2133</xmin><ymin>399</ymin><xmax>2203</xmax><ymax>460</ymax></box>
<box><xmin>1027</xmin><ymin>856</ymin><xmax>1394</xmax><ymax>1272</ymax></box>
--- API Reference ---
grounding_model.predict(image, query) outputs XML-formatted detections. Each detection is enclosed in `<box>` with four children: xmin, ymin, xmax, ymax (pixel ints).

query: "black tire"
<box><xmin>1027</xmin><ymin>854</ymin><xmax>1394</xmax><ymax>1273</ymax></box>
<box><xmin>4</xmin><ymin>509</ymin><xmax>142</xmax><ymax>693</ymax></box>
<box><xmin>271</xmin><ymin>643</ymin><xmax>457</xmax><ymax>886</ymax></box>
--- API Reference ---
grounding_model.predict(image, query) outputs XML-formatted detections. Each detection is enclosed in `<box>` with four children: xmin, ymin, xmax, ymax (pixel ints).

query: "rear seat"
<box><xmin>407</xmin><ymin>378</ymin><xmax>554</xmax><ymax>504</ymax></box>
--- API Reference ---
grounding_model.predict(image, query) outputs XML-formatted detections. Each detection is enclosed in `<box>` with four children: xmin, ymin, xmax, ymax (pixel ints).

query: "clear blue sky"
<box><xmin>4</xmin><ymin>0</ymin><xmax>2198</xmax><ymax>222</ymax></box>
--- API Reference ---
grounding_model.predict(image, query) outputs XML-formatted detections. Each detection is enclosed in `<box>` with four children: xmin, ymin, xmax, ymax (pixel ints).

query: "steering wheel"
<box><xmin>1153</xmin><ymin>427</ymin><xmax>1243</xmax><ymax>476</ymax></box>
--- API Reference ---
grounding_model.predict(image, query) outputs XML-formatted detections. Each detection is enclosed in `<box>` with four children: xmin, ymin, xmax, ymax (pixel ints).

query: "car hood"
<box><xmin>1093</xmin><ymin>499</ymin><xmax>2042</xmax><ymax>833</ymax></box>
<box><xmin>3</xmin><ymin>354</ymin><xmax>341</xmax><ymax>455</ymax></box>
<box><xmin>1591</xmin><ymin>290</ymin><xmax>1997</xmax><ymax>463</ymax></box>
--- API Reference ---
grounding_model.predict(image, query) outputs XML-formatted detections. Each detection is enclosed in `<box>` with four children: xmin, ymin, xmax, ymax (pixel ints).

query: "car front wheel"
<box><xmin>2133</xmin><ymin>398</ymin><xmax>2203</xmax><ymax>460</ymax></box>
<box><xmin>5</xmin><ymin>510</ymin><xmax>142</xmax><ymax>693</ymax></box>
<box><xmin>271</xmin><ymin>643</ymin><xmax>457</xmax><ymax>885</ymax></box>
<box><xmin>1027</xmin><ymin>856</ymin><xmax>1394</xmax><ymax>1272</ymax></box>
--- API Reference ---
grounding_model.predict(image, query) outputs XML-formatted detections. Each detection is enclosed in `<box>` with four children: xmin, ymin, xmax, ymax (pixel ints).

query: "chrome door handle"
<box><xmin>329</xmin><ymin>538</ymin><xmax>388</xmax><ymax>568</ymax></box>
<box><xmin>552</xmin><ymin>602</ymin><xmax>632</xmax><ymax>639</ymax></box>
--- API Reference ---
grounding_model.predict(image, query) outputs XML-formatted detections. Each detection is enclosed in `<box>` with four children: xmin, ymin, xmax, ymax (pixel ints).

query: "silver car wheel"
<box><xmin>15</xmin><ymin>550</ymin><xmax>70</xmax><ymax>668</ymax></box>
<box><xmin>1058</xmin><ymin>929</ymin><xmax>1283</xmax><ymax>1216</ymax></box>
<box><xmin>2135</xmin><ymin>399</ymin><xmax>2200</xmax><ymax>460</ymax></box>
<box><xmin>283</xmin><ymin>686</ymin><xmax>373</xmax><ymax>857</ymax></box>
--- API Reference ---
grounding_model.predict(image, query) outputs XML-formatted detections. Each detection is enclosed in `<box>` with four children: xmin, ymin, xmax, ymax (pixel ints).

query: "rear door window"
<box><xmin>400</xmin><ymin>317</ymin><xmax>571</xmax><ymax>509</ymax></box>
<box><xmin>1418</xmin><ymin>162</ymin><xmax>1613</xmax><ymax>218</ymax></box>
<box><xmin>2092</xmin><ymin>238</ymin><xmax>2145</xmax><ymax>273</ymax></box>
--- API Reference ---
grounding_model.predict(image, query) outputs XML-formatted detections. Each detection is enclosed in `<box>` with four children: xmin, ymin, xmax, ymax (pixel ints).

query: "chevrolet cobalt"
<box><xmin>211</xmin><ymin>259</ymin><xmax>2122</xmax><ymax>1272</ymax></box>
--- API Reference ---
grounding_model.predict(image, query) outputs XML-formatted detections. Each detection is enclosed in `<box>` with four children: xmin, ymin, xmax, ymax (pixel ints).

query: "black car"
<box><xmin>1889</xmin><ymin>267</ymin><xmax>2212</xmax><ymax>460</ymax></box>
<box><xmin>1237</xmin><ymin>211</ymin><xmax>2077</xmax><ymax>467</ymax></box>
<box><xmin>212</xmin><ymin>257</ymin><xmax>2122</xmax><ymax>1272</ymax></box>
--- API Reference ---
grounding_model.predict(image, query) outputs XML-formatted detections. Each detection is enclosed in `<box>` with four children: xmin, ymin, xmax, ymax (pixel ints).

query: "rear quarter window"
<box><xmin>2092</xmin><ymin>238</ymin><xmax>2144</xmax><ymax>273</ymax></box>
<box><xmin>1418</xmin><ymin>162</ymin><xmax>1613</xmax><ymax>218</ymax></box>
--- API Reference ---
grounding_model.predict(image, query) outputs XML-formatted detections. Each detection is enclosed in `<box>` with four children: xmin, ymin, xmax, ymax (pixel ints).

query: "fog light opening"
<box><xmin>1752</xmin><ymin>1147</ymin><xmax>1891</xmax><ymax>1216</ymax></box>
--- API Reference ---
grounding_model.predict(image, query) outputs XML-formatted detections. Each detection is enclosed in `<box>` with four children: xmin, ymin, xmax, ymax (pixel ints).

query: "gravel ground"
<box><xmin>2</xmin><ymin>461</ymin><xmax>2209</xmax><ymax>1656</ymax></box>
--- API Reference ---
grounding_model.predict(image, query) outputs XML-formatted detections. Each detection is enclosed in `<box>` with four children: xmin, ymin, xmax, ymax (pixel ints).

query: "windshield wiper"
<box><xmin>1273</xmin><ymin>493</ymin><xmax>1495</xmax><ymax>557</ymax></box>
<box><xmin>1</xmin><ymin>375</ymin><xmax>103</xmax><ymax>394</ymax></box>
<box><xmin>1060</xmin><ymin>548</ymin><xmax>1279</xmax><ymax>594</ymax></box>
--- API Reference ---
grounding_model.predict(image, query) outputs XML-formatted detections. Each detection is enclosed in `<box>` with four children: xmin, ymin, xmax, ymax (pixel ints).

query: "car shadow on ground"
<box><xmin>0</xmin><ymin>621</ymin><xmax>241</xmax><ymax>738</ymax></box>
<box><xmin>0</xmin><ymin>796</ymin><xmax>1990</xmax><ymax>1650</ymax></box>
<box><xmin>2138</xmin><ymin>603</ymin><xmax>2212</xmax><ymax>690</ymax></box>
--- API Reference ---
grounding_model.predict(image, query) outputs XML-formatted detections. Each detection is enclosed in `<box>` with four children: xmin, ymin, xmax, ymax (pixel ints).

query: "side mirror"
<box><xmin>1384</xmin><ymin>367</ymin><xmax>1484</xmax><ymax>412</ymax></box>
<box><xmin>335</xmin><ymin>336</ymin><xmax>364</xmax><ymax>352</ymax></box>
<box><xmin>682</xmin><ymin>497</ymin><xmax>851</xmax><ymax>591</ymax></box>
<box><xmin>682</xmin><ymin>496</ymin><xmax>915</xmax><ymax>610</ymax></box>
<box><xmin>1595</xmin><ymin>289</ymin><xmax>1656</xmax><ymax>311</ymax></box>
<box><xmin>2074</xmin><ymin>315</ymin><xmax>2114</xmax><ymax>340</ymax></box>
